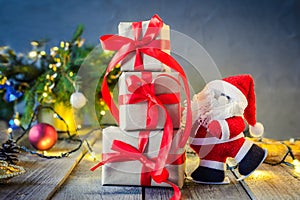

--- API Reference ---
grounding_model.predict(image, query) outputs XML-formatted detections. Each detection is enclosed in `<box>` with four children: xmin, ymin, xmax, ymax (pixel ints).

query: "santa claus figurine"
<box><xmin>185</xmin><ymin>74</ymin><xmax>267</xmax><ymax>184</ymax></box>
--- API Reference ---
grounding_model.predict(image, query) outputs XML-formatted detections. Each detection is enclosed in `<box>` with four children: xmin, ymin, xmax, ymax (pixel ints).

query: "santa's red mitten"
<box><xmin>208</xmin><ymin>120</ymin><xmax>222</xmax><ymax>138</ymax></box>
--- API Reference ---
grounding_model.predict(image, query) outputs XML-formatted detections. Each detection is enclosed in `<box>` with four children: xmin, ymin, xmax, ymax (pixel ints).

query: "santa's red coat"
<box><xmin>190</xmin><ymin>116</ymin><xmax>247</xmax><ymax>163</ymax></box>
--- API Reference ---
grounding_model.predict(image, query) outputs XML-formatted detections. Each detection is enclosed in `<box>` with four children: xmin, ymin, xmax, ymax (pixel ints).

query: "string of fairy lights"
<box><xmin>0</xmin><ymin>25</ymin><xmax>119</xmax><ymax>180</ymax></box>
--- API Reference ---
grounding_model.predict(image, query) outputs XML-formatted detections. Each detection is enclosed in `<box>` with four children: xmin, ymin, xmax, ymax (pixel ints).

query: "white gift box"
<box><xmin>101</xmin><ymin>126</ymin><xmax>185</xmax><ymax>188</ymax></box>
<box><xmin>118</xmin><ymin>71</ymin><xmax>181</xmax><ymax>131</ymax></box>
<box><xmin>118</xmin><ymin>18</ymin><xmax>170</xmax><ymax>71</ymax></box>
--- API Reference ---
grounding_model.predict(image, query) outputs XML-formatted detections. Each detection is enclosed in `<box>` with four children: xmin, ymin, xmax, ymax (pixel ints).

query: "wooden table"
<box><xmin>0</xmin><ymin>128</ymin><xmax>299</xmax><ymax>200</ymax></box>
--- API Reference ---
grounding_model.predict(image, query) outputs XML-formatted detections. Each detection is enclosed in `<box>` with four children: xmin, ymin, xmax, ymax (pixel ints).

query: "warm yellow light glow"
<box><xmin>100</xmin><ymin>110</ymin><xmax>106</xmax><ymax>116</ymax></box>
<box><xmin>40</xmin><ymin>138</ymin><xmax>52</xmax><ymax>148</ymax></box>
<box><xmin>293</xmin><ymin>159</ymin><xmax>300</xmax><ymax>174</ymax></box>
<box><xmin>53</xmin><ymin>103</ymin><xmax>77</xmax><ymax>132</ymax></box>
<box><xmin>13</xmin><ymin>118</ymin><xmax>21</xmax><ymax>126</ymax></box>
<box><xmin>1</xmin><ymin>76</ymin><xmax>7</xmax><ymax>85</ymax></box>
<box><xmin>40</xmin><ymin>51</ymin><xmax>46</xmax><ymax>56</ymax></box>
<box><xmin>7</xmin><ymin>128</ymin><xmax>12</xmax><ymax>133</ymax></box>
<box><xmin>50</xmin><ymin>47</ymin><xmax>58</xmax><ymax>56</ymax></box>
<box><xmin>43</xmin><ymin>150</ymin><xmax>65</xmax><ymax>156</ymax></box>
<box><xmin>60</xmin><ymin>41</ymin><xmax>65</xmax><ymax>48</ymax></box>
<box><xmin>31</xmin><ymin>41</ymin><xmax>39</xmax><ymax>46</ymax></box>
<box><xmin>42</xmin><ymin>92</ymin><xmax>48</xmax><ymax>97</ymax></box>
<box><xmin>85</xmin><ymin>152</ymin><xmax>99</xmax><ymax>162</ymax></box>
<box><xmin>52</xmin><ymin>66</ymin><xmax>57</xmax><ymax>72</ymax></box>
<box><xmin>53</xmin><ymin>113</ymin><xmax>59</xmax><ymax>119</ymax></box>
<box><xmin>28</xmin><ymin>51</ymin><xmax>37</xmax><ymax>58</ymax></box>
<box><xmin>247</xmin><ymin>170</ymin><xmax>272</xmax><ymax>180</ymax></box>
<box><xmin>100</xmin><ymin>100</ymin><xmax>105</xmax><ymax>106</ymax></box>
<box><xmin>69</xmin><ymin>71</ymin><xmax>74</xmax><ymax>77</ymax></box>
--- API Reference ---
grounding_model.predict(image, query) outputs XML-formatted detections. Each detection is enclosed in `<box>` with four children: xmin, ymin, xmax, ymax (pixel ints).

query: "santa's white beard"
<box><xmin>181</xmin><ymin>87</ymin><xmax>246</xmax><ymax>129</ymax></box>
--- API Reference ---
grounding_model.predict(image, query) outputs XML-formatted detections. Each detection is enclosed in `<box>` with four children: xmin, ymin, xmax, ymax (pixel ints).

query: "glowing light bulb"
<box><xmin>13</xmin><ymin>118</ymin><xmax>21</xmax><ymax>126</ymax></box>
<box><xmin>60</xmin><ymin>41</ymin><xmax>65</xmax><ymax>48</ymax></box>
<box><xmin>293</xmin><ymin>159</ymin><xmax>300</xmax><ymax>174</ymax></box>
<box><xmin>52</xmin><ymin>66</ymin><xmax>57</xmax><ymax>72</ymax></box>
<box><xmin>100</xmin><ymin>101</ymin><xmax>105</xmax><ymax>106</ymax></box>
<box><xmin>29</xmin><ymin>51</ymin><xmax>37</xmax><ymax>58</ymax></box>
<box><xmin>7</xmin><ymin>128</ymin><xmax>13</xmax><ymax>133</ymax></box>
<box><xmin>31</xmin><ymin>41</ymin><xmax>39</xmax><ymax>46</ymax></box>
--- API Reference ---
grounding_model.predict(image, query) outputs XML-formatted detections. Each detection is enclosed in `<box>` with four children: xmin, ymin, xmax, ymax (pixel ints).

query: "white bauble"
<box><xmin>70</xmin><ymin>92</ymin><xmax>87</xmax><ymax>109</ymax></box>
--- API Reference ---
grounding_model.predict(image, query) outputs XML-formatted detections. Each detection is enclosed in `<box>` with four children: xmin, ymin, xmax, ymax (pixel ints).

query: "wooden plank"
<box><xmin>52</xmin><ymin>134</ymin><xmax>142</xmax><ymax>200</ymax></box>
<box><xmin>145</xmin><ymin>151</ymin><xmax>251</xmax><ymax>200</ymax></box>
<box><xmin>0</xmin><ymin>128</ymin><xmax>100</xmax><ymax>200</ymax></box>
<box><xmin>236</xmin><ymin>164</ymin><xmax>300</xmax><ymax>200</ymax></box>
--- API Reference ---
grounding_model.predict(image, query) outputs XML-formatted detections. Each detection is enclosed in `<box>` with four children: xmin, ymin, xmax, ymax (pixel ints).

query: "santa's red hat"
<box><xmin>208</xmin><ymin>74</ymin><xmax>264</xmax><ymax>137</ymax></box>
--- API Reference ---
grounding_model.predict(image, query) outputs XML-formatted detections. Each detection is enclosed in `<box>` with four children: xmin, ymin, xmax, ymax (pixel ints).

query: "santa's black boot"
<box><xmin>237</xmin><ymin>143</ymin><xmax>267</xmax><ymax>180</ymax></box>
<box><xmin>191</xmin><ymin>165</ymin><xmax>229</xmax><ymax>184</ymax></box>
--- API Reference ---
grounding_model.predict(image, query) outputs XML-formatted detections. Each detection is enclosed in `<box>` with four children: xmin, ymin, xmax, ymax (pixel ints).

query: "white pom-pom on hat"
<box><xmin>249</xmin><ymin>122</ymin><xmax>264</xmax><ymax>137</ymax></box>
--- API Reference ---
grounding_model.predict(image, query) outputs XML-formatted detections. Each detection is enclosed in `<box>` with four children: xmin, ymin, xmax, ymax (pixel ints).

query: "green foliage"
<box><xmin>0</xmin><ymin>25</ymin><xmax>116</xmax><ymax>125</ymax></box>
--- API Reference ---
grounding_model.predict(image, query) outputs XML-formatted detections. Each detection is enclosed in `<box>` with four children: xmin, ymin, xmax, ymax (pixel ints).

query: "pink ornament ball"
<box><xmin>28</xmin><ymin>123</ymin><xmax>58</xmax><ymax>151</ymax></box>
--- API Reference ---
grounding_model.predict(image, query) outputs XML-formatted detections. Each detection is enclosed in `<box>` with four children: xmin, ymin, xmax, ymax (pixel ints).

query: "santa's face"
<box><xmin>212</xmin><ymin>90</ymin><xmax>232</xmax><ymax>107</ymax></box>
<box><xmin>208</xmin><ymin>89</ymin><xmax>245</xmax><ymax>121</ymax></box>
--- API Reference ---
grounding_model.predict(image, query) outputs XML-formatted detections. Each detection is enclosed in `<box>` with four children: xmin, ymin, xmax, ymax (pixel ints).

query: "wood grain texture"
<box><xmin>0</xmin><ymin>128</ymin><xmax>100</xmax><ymax>200</ymax></box>
<box><xmin>2</xmin><ymin>131</ymin><xmax>300</xmax><ymax>200</ymax></box>
<box><xmin>238</xmin><ymin>164</ymin><xmax>300</xmax><ymax>200</ymax></box>
<box><xmin>52</xmin><ymin>133</ymin><xmax>142</xmax><ymax>200</ymax></box>
<box><xmin>145</xmin><ymin>150</ymin><xmax>251</xmax><ymax>200</ymax></box>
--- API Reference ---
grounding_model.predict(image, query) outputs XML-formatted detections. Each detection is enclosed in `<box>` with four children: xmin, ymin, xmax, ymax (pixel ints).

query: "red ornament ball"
<box><xmin>28</xmin><ymin>123</ymin><xmax>58</xmax><ymax>151</ymax></box>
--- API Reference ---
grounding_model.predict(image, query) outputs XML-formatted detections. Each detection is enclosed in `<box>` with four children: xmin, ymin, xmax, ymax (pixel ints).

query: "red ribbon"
<box><xmin>118</xmin><ymin>73</ymin><xmax>181</xmax><ymax>178</ymax></box>
<box><xmin>119</xmin><ymin>73</ymin><xmax>180</xmax><ymax>129</ymax></box>
<box><xmin>90</xmin><ymin>140</ymin><xmax>185</xmax><ymax>200</ymax></box>
<box><xmin>97</xmin><ymin>14</ymin><xmax>193</xmax><ymax>200</ymax></box>
<box><xmin>101</xmin><ymin>14</ymin><xmax>170</xmax><ymax>71</ymax></box>
<box><xmin>100</xmin><ymin>14</ymin><xmax>192</xmax><ymax>150</ymax></box>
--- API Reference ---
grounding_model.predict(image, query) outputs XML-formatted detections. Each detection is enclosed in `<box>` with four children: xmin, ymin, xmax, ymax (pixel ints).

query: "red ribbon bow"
<box><xmin>91</xmin><ymin>140</ymin><xmax>183</xmax><ymax>200</ymax></box>
<box><xmin>119</xmin><ymin>73</ymin><xmax>180</xmax><ymax>129</ymax></box>
<box><xmin>101</xmin><ymin>14</ymin><xmax>170</xmax><ymax>71</ymax></box>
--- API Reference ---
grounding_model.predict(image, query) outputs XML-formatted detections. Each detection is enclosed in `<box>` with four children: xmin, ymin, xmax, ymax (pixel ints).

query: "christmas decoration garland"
<box><xmin>0</xmin><ymin>105</ymin><xmax>98</xmax><ymax>181</ymax></box>
<box><xmin>0</xmin><ymin>25</ymin><xmax>119</xmax><ymax>126</ymax></box>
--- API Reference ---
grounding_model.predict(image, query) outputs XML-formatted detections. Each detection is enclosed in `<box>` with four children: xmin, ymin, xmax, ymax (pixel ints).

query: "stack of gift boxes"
<box><xmin>92</xmin><ymin>15</ymin><xmax>190</xmax><ymax>195</ymax></box>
